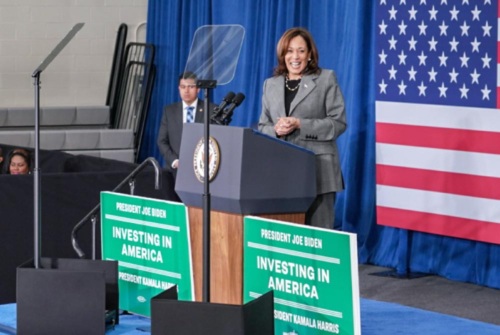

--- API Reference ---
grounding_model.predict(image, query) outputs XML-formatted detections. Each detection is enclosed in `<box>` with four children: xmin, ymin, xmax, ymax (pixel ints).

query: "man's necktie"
<box><xmin>186</xmin><ymin>106</ymin><xmax>194</xmax><ymax>123</ymax></box>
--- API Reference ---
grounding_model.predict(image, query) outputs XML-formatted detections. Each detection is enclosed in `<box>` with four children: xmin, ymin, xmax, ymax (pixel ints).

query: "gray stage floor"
<box><xmin>358</xmin><ymin>264</ymin><xmax>500</xmax><ymax>325</ymax></box>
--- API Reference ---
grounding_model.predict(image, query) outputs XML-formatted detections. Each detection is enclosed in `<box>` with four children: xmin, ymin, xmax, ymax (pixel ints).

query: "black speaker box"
<box><xmin>16</xmin><ymin>258</ymin><xmax>118</xmax><ymax>335</ymax></box>
<box><xmin>151</xmin><ymin>287</ymin><xmax>274</xmax><ymax>335</ymax></box>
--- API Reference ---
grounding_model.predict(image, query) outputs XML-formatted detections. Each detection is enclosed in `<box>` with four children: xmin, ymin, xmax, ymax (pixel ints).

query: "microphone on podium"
<box><xmin>219</xmin><ymin>92</ymin><xmax>245</xmax><ymax>125</ymax></box>
<box><xmin>211</xmin><ymin>91</ymin><xmax>235</xmax><ymax>123</ymax></box>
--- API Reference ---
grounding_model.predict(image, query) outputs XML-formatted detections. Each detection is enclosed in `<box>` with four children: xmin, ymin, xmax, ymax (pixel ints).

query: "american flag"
<box><xmin>375</xmin><ymin>0</ymin><xmax>500</xmax><ymax>244</ymax></box>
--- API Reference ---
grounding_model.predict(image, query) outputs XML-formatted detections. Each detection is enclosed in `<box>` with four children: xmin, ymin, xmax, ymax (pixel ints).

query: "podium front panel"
<box><xmin>176</xmin><ymin>124</ymin><xmax>316</xmax><ymax>215</ymax></box>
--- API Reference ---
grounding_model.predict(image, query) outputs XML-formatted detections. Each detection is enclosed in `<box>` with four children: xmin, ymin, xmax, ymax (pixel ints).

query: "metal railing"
<box><xmin>112</xmin><ymin>42</ymin><xmax>156</xmax><ymax>163</ymax></box>
<box><xmin>71</xmin><ymin>157</ymin><xmax>162</xmax><ymax>259</ymax></box>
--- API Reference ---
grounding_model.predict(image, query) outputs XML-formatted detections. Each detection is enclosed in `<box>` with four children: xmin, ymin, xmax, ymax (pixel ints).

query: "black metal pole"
<box><xmin>32</xmin><ymin>71</ymin><xmax>42</xmax><ymax>269</ymax></box>
<box><xmin>197</xmin><ymin>79</ymin><xmax>216</xmax><ymax>302</ymax></box>
<box><xmin>28</xmin><ymin>23</ymin><xmax>84</xmax><ymax>270</ymax></box>
<box><xmin>202</xmin><ymin>87</ymin><xmax>211</xmax><ymax>302</ymax></box>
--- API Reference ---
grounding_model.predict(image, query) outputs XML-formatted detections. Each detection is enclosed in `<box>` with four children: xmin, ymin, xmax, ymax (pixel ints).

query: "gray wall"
<box><xmin>0</xmin><ymin>0</ymin><xmax>147</xmax><ymax>107</ymax></box>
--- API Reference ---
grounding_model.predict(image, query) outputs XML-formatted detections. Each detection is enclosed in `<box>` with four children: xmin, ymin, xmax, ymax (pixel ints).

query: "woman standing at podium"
<box><xmin>258</xmin><ymin>27</ymin><xmax>347</xmax><ymax>229</ymax></box>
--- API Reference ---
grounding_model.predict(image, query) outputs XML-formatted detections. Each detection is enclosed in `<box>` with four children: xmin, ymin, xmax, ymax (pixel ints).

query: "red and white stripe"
<box><xmin>376</xmin><ymin>101</ymin><xmax>500</xmax><ymax>244</ymax></box>
<box><xmin>497</xmin><ymin>5</ymin><xmax>500</xmax><ymax>108</ymax></box>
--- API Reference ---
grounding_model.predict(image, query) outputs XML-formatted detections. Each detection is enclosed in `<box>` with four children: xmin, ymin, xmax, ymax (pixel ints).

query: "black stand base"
<box><xmin>370</xmin><ymin>269</ymin><xmax>430</xmax><ymax>279</ymax></box>
<box><xmin>151</xmin><ymin>287</ymin><xmax>274</xmax><ymax>335</ymax></box>
<box><xmin>16</xmin><ymin>258</ymin><xmax>118</xmax><ymax>335</ymax></box>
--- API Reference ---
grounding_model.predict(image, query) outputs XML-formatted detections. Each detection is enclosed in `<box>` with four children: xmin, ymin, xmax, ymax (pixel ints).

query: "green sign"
<box><xmin>243</xmin><ymin>216</ymin><xmax>360</xmax><ymax>335</ymax></box>
<box><xmin>101</xmin><ymin>192</ymin><xmax>194</xmax><ymax>316</ymax></box>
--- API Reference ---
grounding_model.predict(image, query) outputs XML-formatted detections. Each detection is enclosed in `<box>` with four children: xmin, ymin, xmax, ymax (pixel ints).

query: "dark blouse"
<box><xmin>284</xmin><ymin>78</ymin><xmax>301</xmax><ymax>116</ymax></box>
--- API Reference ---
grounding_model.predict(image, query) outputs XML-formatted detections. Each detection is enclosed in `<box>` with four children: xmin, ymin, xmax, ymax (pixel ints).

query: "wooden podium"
<box><xmin>176</xmin><ymin>124</ymin><xmax>316</xmax><ymax>304</ymax></box>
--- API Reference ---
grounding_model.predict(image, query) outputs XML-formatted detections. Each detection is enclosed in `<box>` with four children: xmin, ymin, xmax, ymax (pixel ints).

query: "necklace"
<box><xmin>285</xmin><ymin>76</ymin><xmax>301</xmax><ymax>91</ymax></box>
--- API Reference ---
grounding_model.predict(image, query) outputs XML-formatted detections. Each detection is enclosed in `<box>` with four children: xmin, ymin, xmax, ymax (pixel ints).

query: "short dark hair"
<box><xmin>274</xmin><ymin>27</ymin><xmax>321</xmax><ymax>77</ymax></box>
<box><xmin>178</xmin><ymin>71</ymin><xmax>197</xmax><ymax>84</ymax></box>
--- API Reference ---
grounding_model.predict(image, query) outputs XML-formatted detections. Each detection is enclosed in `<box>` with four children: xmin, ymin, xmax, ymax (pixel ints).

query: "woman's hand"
<box><xmin>274</xmin><ymin>117</ymin><xmax>301</xmax><ymax>136</ymax></box>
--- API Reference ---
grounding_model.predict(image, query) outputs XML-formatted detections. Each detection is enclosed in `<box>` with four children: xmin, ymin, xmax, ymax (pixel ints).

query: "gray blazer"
<box><xmin>157</xmin><ymin>100</ymin><xmax>210</xmax><ymax>173</ymax></box>
<box><xmin>258</xmin><ymin>69</ymin><xmax>347</xmax><ymax>194</ymax></box>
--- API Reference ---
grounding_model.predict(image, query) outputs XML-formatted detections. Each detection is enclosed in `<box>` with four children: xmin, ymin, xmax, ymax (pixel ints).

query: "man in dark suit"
<box><xmin>157</xmin><ymin>72</ymin><xmax>215</xmax><ymax>182</ymax></box>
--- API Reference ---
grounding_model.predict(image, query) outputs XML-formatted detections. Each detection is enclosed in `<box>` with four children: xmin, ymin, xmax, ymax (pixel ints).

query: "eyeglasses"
<box><xmin>179</xmin><ymin>85</ymin><xmax>197</xmax><ymax>90</ymax></box>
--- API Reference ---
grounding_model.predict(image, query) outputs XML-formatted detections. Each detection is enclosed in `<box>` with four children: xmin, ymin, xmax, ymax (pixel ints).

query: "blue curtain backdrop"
<box><xmin>143</xmin><ymin>0</ymin><xmax>500</xmax><ymax>289</ymax></box>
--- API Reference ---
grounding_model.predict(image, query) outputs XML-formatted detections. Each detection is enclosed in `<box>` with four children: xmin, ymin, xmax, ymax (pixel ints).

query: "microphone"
<box><xmin>211</xmin><ymin>91</ymin><xmax>235</xmax><ymax>121</ymax></box>
<box><xmin>219</xmin><ymin>93</ymin><xmax>245</xmax><ymax>125</ymax></box>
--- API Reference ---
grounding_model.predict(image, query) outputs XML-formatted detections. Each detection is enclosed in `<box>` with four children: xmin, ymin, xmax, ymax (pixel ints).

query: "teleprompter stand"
<box><xmin>149</xmin><ymin>25</ymin><xmax>274</xmax><ymax>334</ymax></box>
<box><xmin>16</xmin><ymin>23</ymin><xmax>120</xmax><ymax>335</ymax></box>
<box><xmin>151</xmin><ymin>287</ymin><xmax>274</xmax><ymax>335</ymax></box>
<box><xmin>179</xmin><ymin>25</ymin><xmax>245</xmax><ymax>303</ymax></box>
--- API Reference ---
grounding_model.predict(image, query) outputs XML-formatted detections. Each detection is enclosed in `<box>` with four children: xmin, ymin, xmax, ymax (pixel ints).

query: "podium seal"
<box><xmin>193</xmin><ymin>136</ymin><xmax>221</xmax><ymax>182</ymax></box>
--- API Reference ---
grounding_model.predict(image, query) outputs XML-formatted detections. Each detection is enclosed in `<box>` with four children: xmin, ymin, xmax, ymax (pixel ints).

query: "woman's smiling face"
<box><xmin>285</xmin><ymin>35</ymin><xmax>311</xmax><ymax>80</ymax></box>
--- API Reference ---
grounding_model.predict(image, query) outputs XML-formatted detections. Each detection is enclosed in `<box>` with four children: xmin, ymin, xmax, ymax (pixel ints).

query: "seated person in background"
<box><xmin>0</xmin><ymin>147</ymin><xmax>3</xmax><ymax>173</ymax></box>
<box><xmin>7</xmin><ymin>148</ymin><xmax>32</xmax><ymax>175</ymax></box>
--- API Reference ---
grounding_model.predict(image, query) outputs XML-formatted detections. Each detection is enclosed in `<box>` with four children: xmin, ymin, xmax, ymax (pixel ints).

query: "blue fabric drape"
<box><xmin>143</xmin><ymin>0</ymin><xmax>500</xmax><ymax>289</ymax></box>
